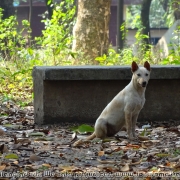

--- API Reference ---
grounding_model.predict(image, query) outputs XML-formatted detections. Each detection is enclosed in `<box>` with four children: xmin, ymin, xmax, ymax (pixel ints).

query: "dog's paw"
<box><xmin>72</xmin><ymin>139</ymin><xmax>83</xmax><ymax>147</ymax></box>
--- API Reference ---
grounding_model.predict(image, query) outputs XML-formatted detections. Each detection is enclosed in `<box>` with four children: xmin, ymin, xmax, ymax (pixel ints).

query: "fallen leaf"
<box><xmin>29</xmin><ymin>132</ymin><xmax>45</xmax><ymax>136</ymax></box>
<box><xmin>166</xmin><ymin>162</ymin><xmax>171</xmax><ymax>166</ymax></box>
<box><xmin>29</xmin><ymin>154</ymin><xmax>41</xmax><ymax>162</ymax></box>
<box><xmin>5</xmin><ymin>153</ymin><xmax>18</xmax><ymax>159</ymax></box>
<box><xmin>71</xmin><ymin>132</ymin><xmax>77</xmax><ymax>142</ymax></box>
<box><xmin>71</xmin><ymin>124</ymin><xmax>94</xmax><ymax>134</ymax></box>
<box><xmin>127</xmin><ymin>144</ymin><xmax>140</xmax><ymax>149</ymax></box>
<box><xmin>168</xmin><ymin>155</ymin><xmax>180</xmax><ymax>162</ymax></box>
<box><xmin>0</xmin><ymin>129</ymin><xmax>5</xmax><ymax>136</ymax></box>
<box><xmin>155</xmin><ymin>153</ymin><xmax>169</xmax><ymax>158</ymax></box>
<box><xmin>42</xmin><ymin>164</ymin><xmax>51</xmax><ymax>168</ymax></box>
<box><xmin>0</xmin><ymin>164</ymin><xmax>6</xmax><ymax>170</ymax></box>
<box><xmin>173</xmin><ymin>162</ymin><xmax>180</xmax><ymax>169</ymax></box>
<box><xmin>141</xmin><ymin>141</ymin><xmax>154</xmax><ymax>148</ymax></box>
<box><xmin>120</xmin><ymin>163</ymin><xmax>129</xmax><ymax>172</ymax></box>
<box><xmin>0</xmin><ymin>144</ymin><xmax>8</xmax><ymax>153</ymax></box>
<box><xmin>59</xmin><ymin>165</ymin><xmax>76</xmax><ymax>172</ymax></box>
<box><xmin>138</xmin><ymin>136</ymin><xmax>149</xmax><ymax>141</ymax></box>
<box><xmin>34</xmin><ymin>137</ymin><xmax>54</xmax><ymax>141</ymax></box>
<box><xmin>3</xmin><ymin>124</ymin><xmax>23</xmax><ymax>129</ymax></box>
<box><xmin>97</xmin><ymin>159</ymin><xmax>119</xmax><ymax>164</ymax></box>
<box><xmin>131</xmin><ymin>158</ymin><xmax>142</xmax><ymax>165</ymax></box>
<box><xmin>98</xmin><ymin>151</ymin><xmax>104</xmax><ymax>156</ymax></box>
<box><xmin>16</xmin><ymin>138</ymin><xmax>31</xmax><ymax>145</ymax></box>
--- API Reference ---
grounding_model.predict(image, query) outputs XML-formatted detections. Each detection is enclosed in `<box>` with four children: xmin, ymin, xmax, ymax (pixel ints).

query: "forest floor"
<box><xmin>0</xmin><ymin>101</ymin><xmax>180</xmax><ymax>180</ymax></box>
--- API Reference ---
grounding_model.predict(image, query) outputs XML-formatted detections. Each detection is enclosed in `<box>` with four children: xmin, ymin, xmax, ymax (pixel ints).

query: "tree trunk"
<box><xmin>72</xmin><ymin>0</ymin><xmax>112</xmax><ymax>61</ymax></box>
<box><xmin>173</xmin><ymin>0</ymin><xmax>180</xmax><ymax>20</ymax></box>
<box><xmin>160</xmin><ymin>0</ymin><xmax>169</xmax><ymax>12</ymax></box>
<box><xmin>28</xmin><ymin>0</ymin><xmax>33</xmax><ymax>46</ymax></box>
<box><xmin>140</xmin><ymin>0</ymin><xmax>152</xmax><ymax>46</ymax></box>
<box><xmin>45</xmin><ymin>0</ymin><xmax>54</xmax><ymax>19</ymax></box>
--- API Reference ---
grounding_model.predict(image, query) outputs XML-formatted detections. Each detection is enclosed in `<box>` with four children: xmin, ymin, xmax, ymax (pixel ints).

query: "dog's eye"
<box><xmin>137</xmin><ymin>74</ymin><xmax>141</xmax><ymax>77</ymax></box>
<box><xmin>145</xmin><ymin>73</ymin><xmax>148</xmax><ymax>76</ymax></box>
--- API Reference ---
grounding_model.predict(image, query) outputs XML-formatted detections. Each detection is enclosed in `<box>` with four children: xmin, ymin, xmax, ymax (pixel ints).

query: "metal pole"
<box><xmin>117</xmin><ymin>0</ymin><xmax>124</xmax><ymax>52</ymax></box>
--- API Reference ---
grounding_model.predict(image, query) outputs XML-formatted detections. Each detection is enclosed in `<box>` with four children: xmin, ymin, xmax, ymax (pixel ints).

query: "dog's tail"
<box><xmin>73</xmin><ymin>132</ymin><xmax>96</xmax><ymax>147</ymax></box>
<box><xmin>86</xmin><ymin>132</ymin><xmax>96</xmax><ymax>140</ymax></box>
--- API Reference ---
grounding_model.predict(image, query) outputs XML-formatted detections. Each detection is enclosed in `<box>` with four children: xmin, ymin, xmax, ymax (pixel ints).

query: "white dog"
<box><xmin>74</xmin><ymin>61</ymin><xmax>150</xmax><ymax>146</ymax></box>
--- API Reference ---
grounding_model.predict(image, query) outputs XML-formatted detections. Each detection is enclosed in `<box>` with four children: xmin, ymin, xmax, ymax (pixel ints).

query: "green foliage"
<box><xmin>160</xmin><ymin>25</ymin><xmax>180</xmax><ymax>65</ymax></box>
<box><xmin>35</xmin><ymin>0</ymin><xmax>76</xmax><ymax>65</ymax></box>
<box><xmin>126</xmin><ymin>0</ymin><xmax>170</xmax><ymax>28</ymax></box>
<box><xmin>5</xmin><ymin>153</ymin><xmax>19</xmax><ymax>159</ymax></box>
<box><xmin>0</xmin><ymin>0</ymin><xmax>76</xmax><ymax>105</ymax></box>
<box><xmin>0</xmin><ymin>8</ymin><xmax>30</xmax><ymax>60</ymax></box>
<box><xmin>95</xmin><ymin>20</ymin><xmax>153</xmax><ymax>65</ymax></box>
<box><xmin>95</xmin><ymin>48</ymin><xmax>135</xmax><ymax>65</ymax></box>
<box><xmin>173</xmin><ymin>149</ymin><xmax>180</xmax><ymax>156</ymax></box>
<box><xmin>120</xmin><ymin>22</ymin><xmax>128</xmax><ymax>47</ymax></box>
<box><xmin>95</xmin><ymin>48</ymin><xmax>121</xmax><ymax>65</ymax></box>
<box><xmin>70</xmin><ymin>124</ymin><xmax>94</xmax><ymax>134</ymax></box>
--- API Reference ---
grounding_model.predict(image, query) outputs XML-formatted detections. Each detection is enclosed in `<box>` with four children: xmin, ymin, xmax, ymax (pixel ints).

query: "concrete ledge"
<box><xmin>33</xmin><ymin>66</ymin><xmax>180</xmax><ymax>124</ymax></box>
<box><xmin>33</xmin><ymin>66</ymin><xmax>180</xmax><ymax>80</ymax></box>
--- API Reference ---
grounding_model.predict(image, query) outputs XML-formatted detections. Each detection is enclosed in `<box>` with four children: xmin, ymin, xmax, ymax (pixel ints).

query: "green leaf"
<box><xmin>156</xmin><ymin>153</ymin><xmax>169</xmax><ymax>158</ymax></box>
<box><xmin>47</xmin><ymin>0</ymin><xmax>52</xmax><ymax>5</ymax></box>
<box><xmin>70</xmin><ymin>125</ymin><xmax>79</xmax><ymax>132</ymax></box>
<box><xmin>78</xmin><ymin>124</ymin><xmax>94</xmax><ymax>133</ymax></box>
<box><xmin>29</xmin><ymin>132</ymin><xmax>45</xmax><ymax>137</ymax></box>
<box><xmin>34</xmin><ymin>137</ymin><xmax>54</xmax><ymax>141</ymax></box>
<box><xmin>27</xmin><ymin>48</ymin><xmax>33</xmax><ymax>56</ymax></box>
<box><xmin>5</xmin><ymin>153</ymin><xmax>18</xmax><ymax>159</ymax></box>
<box><xmin>70</xmin><ymin>124</ymin><xmax>94</xmax><ymax>134</ymax></box>
<box><xmin>54</xmin><ymin>48</ymin><xmax>60</xmax><ymax>56</ymax></box>
<box><xmin>3</xmin><ymin>124</ymin><xmax>23</xmax><ymax>129</ymax></box>
<box><xmin>140</xmin><ymin>129</ymin><xmax>146</xmax><ymax>136</ymax></box>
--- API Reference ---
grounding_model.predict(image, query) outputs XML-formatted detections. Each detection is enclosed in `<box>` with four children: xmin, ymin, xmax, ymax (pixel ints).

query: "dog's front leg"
<box><xmin>132</xmin><ymin>113</ymin><xmax>139</xmax><ymax>138</ymax></box>
<box><xmin>125</xmin><ymin>112</ymin><xmax>134</xmax><ymax>140</ymax></box>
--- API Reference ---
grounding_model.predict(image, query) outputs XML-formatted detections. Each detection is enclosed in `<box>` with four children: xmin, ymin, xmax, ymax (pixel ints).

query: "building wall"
<box><xmin>109</xmin><ymin>6</ymin><xmax>168</xmax><ymax>47</ymax></box>
<box><xmin>109</xmin><ymin>6</ymin><xmax>117</xmax><ymax>46</ymax></box>
<box><xmin>15</xmin><ymin>6</ymin><xmax>46</xmax><ymax>38</ymax></box>
<box><xmin>127</xmin><ymin>29</ymin><xmax>167</xmax><ymax>46</ymax></box>
<box><xmin>31</xmin><ymin>6</ymin><xmax>46</xmax><ymax>38</ymax></box>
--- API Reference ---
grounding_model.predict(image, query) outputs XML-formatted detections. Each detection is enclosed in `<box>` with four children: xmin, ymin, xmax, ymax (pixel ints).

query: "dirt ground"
<box><xmin>0</xmin><ymin>101</ymin><xmax>180</xmax><ymax>180</ymax></box>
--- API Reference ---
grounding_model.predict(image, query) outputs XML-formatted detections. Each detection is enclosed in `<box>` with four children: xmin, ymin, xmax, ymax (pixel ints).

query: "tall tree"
<box><xmin>172</xmin><ymin>0</ymin><xmax>180</xmax><ymax>20</ymax></box>
<box><xmin>72</xmin><ymin>0</ymin><xmax>112</xmax><ymax>62</ymax></box>
<box><xmin>45</xmin><ymin>0</ymin><xmax>54</xmax><ymax>19</ymax></box>
<box><xmin>28</xmin><ymin>0</ymin><xmax>33</xmax><ymax>46</ymax></box>
<box><xmin>160</xmin><ymin>0</ymin><xmax>169</xmax><ymax>12</ymax></box>
<box><xmin>0</xmin><ymin>0</ymin><xmax>14</xmax><ymax>19</ymax></box>
<box><xmin>140</xmin><ymin>0</ymin><xmax>152</xmax><ymax>47</ymax></box>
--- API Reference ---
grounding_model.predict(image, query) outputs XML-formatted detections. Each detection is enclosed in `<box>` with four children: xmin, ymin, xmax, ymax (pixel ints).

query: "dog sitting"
<box><xmin>73</xmin><ymin>61</ymin><xmax>150</xmax><ymax>146</ymax></box>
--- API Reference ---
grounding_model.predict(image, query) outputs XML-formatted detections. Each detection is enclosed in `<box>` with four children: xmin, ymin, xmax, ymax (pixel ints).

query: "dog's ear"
<box><xmin>131</xmin><ymin>61</ymin><xmax>138</xmax><ymax>72</ymax></box>
<box><xmin>144</xmin><ymin>61</ymin><xmax>150</xmax><ymax>71</ymax></box>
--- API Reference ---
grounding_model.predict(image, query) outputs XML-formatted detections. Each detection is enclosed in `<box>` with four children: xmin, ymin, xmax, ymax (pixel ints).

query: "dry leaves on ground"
<box><xmin>0</xmin><ymin>101</ymin><xmax>180</xmax><ymax>180</ymax></box>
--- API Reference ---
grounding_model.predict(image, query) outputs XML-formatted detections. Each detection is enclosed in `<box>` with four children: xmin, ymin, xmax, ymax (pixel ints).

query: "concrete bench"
<box><xmin>33</xmin><ymin>66</ymin><xmax>180</xmax><ymax>124</ymax></box>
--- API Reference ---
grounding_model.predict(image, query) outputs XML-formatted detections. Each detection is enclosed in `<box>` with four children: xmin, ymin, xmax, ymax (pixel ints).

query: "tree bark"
<box><xmin>28</xmin><ymin>0</ymin><xmax>33</xmax><ymax>46</ymax></box>
<box><xmin>45</xmin><ymin>0</ymin><xmax>54</xmax><ymax>19</ymax></box>
<box><xmin>140</xmin><ymin>0</ymin><xmax>152</xmax><ymax>46</ymax></box>
<box><xmin>72</xmin><ymin>0</ymin><xmax>112</xmax><ymax>61</ymax></box>
<box><xmin>160</xmin><ymin>0</ymin><xmax>169</xmax><ymax>12</ymax></box>
<box><xmin>173</xmin><ymin>0</ymin><xmax>180</xmax><ymax>20</ymax></box>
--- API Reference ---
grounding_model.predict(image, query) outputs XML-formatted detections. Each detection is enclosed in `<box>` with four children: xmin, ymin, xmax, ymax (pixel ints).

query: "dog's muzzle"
<box><xmin>142</xmin><ymin>81</ymin><xmax>147</xmax><ymax>87</ymax></box>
